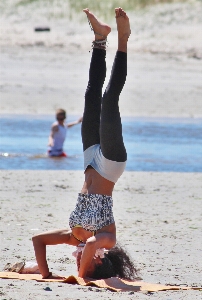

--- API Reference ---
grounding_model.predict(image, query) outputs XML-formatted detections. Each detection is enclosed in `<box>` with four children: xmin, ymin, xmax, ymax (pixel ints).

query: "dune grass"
<box><xmin>16</xmin><ymin>0</ymin><xmax>186</xmax><ymax>7</ymax></box>
<box><xmin>0</xmin><ymin>0</ymin><xmax>191</xmax><ymax>21</ymax></box>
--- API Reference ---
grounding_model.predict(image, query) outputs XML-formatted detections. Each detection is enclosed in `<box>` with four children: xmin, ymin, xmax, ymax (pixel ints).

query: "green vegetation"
<box><xmin>15</xmin><ymin>0</ymin><xmax>186</xmax><ymax>8</ymax></box>
<box><xmin>69</xmin><ymin>0</ymin><xmax>186</xmax><ymax>11</ymax></box>
<box><xmin>0</xmin><ymin>0</ymin><xmax>192</xmax><ymax>20</ymax></box>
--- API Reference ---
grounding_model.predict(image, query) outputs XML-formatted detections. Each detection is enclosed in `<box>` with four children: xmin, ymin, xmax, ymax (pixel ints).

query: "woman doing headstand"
<box><xmin>32</xmin><ymin>7</ymin><xmax>138</xmax><ymax>280</ymax></box>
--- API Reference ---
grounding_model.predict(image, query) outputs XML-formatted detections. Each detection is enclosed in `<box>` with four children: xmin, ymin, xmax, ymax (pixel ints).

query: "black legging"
<box><xmin>81</xmin><ymin>48</ymin><xmax>127</xmax><ymax>162</ymax></box>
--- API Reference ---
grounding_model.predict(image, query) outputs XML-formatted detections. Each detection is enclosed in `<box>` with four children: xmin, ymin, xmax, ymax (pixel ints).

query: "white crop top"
<box><xmin>84</xmin><ymin>144</ymin><xmax>126</xmax><ymax>183</ymax></box>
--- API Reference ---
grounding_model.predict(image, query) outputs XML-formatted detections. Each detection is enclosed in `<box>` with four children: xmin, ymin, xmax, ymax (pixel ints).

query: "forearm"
<box><xmin>32</xmin><ymin>229</ymin><xmax>75</xmax><ymax>277</ymax></box>
<box><xmin>67</xmin><ymin>117</ymin><xmax>83</xmax><ymax>128</ymax></box>
<box><xmin>78</xmin><ymin>242</ymin><xmax>96</xmax><ymax>278</ymax></box>
<box><xmin>32</xmin><ymin>236</ymin><xmax>50</xmax><ymax>278</ymax></box>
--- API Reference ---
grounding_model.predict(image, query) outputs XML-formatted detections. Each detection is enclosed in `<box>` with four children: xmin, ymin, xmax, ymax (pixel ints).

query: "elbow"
<box><xmin>32</xmin><ymin>234</ymin><xmax>41</xmax><ymax>246</ymax></box>
<box><xmin>32</xmin><ymin>234</ymin><xmax>37</xmax><ymax>245</ymax></box>
<box><xmin>85</xmin><ymin>237</ymin><xmax>97</xmax><ymax>251</ymax></box>
<box><xmin>32</xmin><ymin>234</ymin><xmax>37</xmax><ymax>242</ymax></box>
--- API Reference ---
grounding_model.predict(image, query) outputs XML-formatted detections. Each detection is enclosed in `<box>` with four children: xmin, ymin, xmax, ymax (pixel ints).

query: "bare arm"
<box><xmin>78</xmin><ymin>232</ymin><xmax>116</xmax><ymax>278</ymax></box>
<box><xmin>67</xmin><ymin>117</ymin><xmax>83</xmax><ymax>128</ymax></box>
<box><xmin>32</xmin><ymin>229</ymin><xmax>77</xmax><ymax>278</ymax></box>
<box><xmin>48</xmin><ymin>124</ymin><xmax>58</xmax><ymax>146</ymax></box>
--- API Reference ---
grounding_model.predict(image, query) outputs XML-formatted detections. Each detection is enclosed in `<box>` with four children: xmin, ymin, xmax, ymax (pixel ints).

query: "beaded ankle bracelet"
<box><xmin>92</xmin><ymin>38</ymin><xmax>107</xmax><ymax>50</ymax></box>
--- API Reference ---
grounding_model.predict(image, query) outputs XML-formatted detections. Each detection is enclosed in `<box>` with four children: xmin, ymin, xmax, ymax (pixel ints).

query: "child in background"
<box><xmin>48</xmin><ymin>108</ymin><xmax>82</xmax><ymax>157</ymax></box>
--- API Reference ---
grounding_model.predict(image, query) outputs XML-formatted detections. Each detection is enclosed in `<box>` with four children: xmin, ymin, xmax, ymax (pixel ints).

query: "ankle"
<box><xmin>118</xmin><ymin>38</ymin><xmax>128</xmax><ymax>53</ymax></box>
<box><xmin>92</xmin><ymin>38</ymin><xmax>107</xmax><ymax>50</ymax></box>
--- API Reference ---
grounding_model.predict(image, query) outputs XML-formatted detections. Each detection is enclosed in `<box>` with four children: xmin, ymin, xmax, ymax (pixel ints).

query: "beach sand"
<box><xmin>0</xmin><ymin>171</ymin><xmax>202</xmax><ymax>299</ymax></box>
<box><xmin>0</xmin><ymin>1</ymin><xmax>202</xmax><ymax>299</ymax></box>
<box><xmin>0</xmin><ymin>1</ymin><xmax>202</xmax><ymax>117</ymax></box>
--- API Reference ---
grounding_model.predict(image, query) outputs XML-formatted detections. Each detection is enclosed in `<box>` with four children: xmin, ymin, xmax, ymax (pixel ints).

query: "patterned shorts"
<box><xmin>69</xmin><ymin>193</ymin><xmax>115</xmax><ymax>232</ymax></box>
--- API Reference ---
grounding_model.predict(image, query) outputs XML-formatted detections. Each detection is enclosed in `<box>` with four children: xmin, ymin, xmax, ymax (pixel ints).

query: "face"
<box><xmin>76</xmin><ymin>251</ymin><xmax>102</xmax><ymax>278</ymax></box>
<box><xmin>56</xmin><ymin>113</ymin><xmax>65</xmax><ymax>121</ymax></box>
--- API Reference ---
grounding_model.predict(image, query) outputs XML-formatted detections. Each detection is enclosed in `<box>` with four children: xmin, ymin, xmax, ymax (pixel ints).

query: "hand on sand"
<box><xmin>45</xmin><ymin>272</ymin><xmax>65</xmax><ymax>280</ymax></box>
<box><xmin>42</xmin><ymin>272</ymin><xmax>65</xmax><ymax>280</ymax></box>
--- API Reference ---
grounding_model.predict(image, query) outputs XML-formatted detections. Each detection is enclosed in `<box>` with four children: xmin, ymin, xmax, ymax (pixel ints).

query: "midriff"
<box><xmin>81</xmin><ymin>167</ymin><xmax>115</xmax><ymax>196</ymax></box>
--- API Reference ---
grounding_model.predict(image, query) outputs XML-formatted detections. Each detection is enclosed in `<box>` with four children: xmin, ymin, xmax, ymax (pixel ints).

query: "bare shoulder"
<box><xmin>51</xmin><ymin>122</ymin><xmax>59</xmax><ymax>132</ymax></box>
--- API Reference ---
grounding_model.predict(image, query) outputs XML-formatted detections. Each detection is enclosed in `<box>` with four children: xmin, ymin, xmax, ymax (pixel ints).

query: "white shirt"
<box><xmin>84</xmin><ymin>144</ymin><xmax>126</xmax><ymax>183</ymax></box>
<box><xmin>49</xmin><ymin>123</ymin><xmax>67</xmax><ymax>155</ymax></box>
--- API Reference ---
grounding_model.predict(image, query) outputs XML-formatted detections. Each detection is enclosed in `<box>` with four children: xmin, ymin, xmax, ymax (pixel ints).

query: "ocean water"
<box><xmin>0</xmin><ymin>115</ymin><xmax>202</xmax><ymax>172</ymax></box>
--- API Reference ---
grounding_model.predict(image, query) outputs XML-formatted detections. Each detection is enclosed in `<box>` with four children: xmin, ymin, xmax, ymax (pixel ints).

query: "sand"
<box><xmin>0</xmin><ymin>171</ymin><xmax>202</xmax><ymax>299</ymax></box>
<box><xmin>0</xmin><ymin>1</ymin><xmax>202</xmax><ymax>299</ymax></box>
<box><xmin>0</xmin><ymin>1</ymin><xmax>202</xmax><ymax>117</ymax></box>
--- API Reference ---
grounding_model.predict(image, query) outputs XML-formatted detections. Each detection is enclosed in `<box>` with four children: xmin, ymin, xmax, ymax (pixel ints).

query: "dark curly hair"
<box><xmin>91</xmin><ymin>243</ymin><xmax>139</xmax><ymax>280</ymax></box>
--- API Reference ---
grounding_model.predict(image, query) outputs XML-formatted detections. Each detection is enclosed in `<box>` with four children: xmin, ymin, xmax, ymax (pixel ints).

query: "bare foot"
<box><xmin>115</xmin><ymin>7</ymin><xmax>131</xmax><ymax>52</ymax></box>
<box><xmin>115</xmin><ymin>7</ymin><xmax>131</xmax><ymax>40</ymax></box>
<box><xmin>83</xmin><ymin>8</ymin><xmax>111</xmax><ymax>40</ymax></box>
